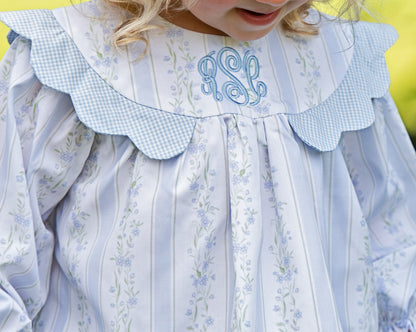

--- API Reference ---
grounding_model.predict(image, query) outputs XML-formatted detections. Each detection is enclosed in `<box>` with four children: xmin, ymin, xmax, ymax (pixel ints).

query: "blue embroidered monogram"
<box><xmin>198</xmin><ymin>51</ymin><xmax>223</xmax><ymax>102</ymax></box>
<box><xmin>198</xmin><ymin>47</ymin><xmax>267</xmax><ymax>106</ymax></box>
<box><xmin>243</xmin><ymin>52</ymin><xmax>267</xmax><ymax>106</ymax></box>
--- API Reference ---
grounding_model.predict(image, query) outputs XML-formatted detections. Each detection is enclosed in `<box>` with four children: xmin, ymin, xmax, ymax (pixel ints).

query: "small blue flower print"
<box><xmin>294</xmin><ymin>309</ymin><xmax>302</xmax><ymax>319</ymax></box>
<box><xmin>14</xmin><ymin>214</ymin><xmax>30</xmax><ymax>227</ymax></box>
<box><xmin>173</xmin><ymin>106</ymin><xmax>185</xmax><ymax>114</ymax></box>
<box><xmin>205</xmin><ymin>317</ymin><xmax>214</xmax><ymax>326</ymax></box>
<box><xmin>127</xmin><ymin>297</ymin><xmax>137</xmax><ymax>306</ymax></box>
<box><xmin>185</xmin><ymin>62</ymin><xmax>195</xmax><ymax>71</ymax></box>
<box><xmin>60</xmin><ymin>151</ymin><xmax>73</xmax><ymax>163</ymax></box>
<box><xmin>20</xmin><ymin>105</ymin><xmax>30</xmax><ymax>114</ymax></box>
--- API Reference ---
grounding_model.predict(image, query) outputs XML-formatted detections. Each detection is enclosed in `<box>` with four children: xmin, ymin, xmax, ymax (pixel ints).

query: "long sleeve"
<box><xmin>0</xmin><ymin>37</ymin><xmax>94</xmax><ymax>330</ymax></box>
<box><xmin>342</xmin><ymin>93</ymin><xmax>416</xmax><ymax>331</ymax></box>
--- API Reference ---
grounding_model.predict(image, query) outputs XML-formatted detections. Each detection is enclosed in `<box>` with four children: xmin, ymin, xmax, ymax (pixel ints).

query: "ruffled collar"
<box><xmin>0</xmin><ymin>1</ymin><xmax>397</xmax><ymax>159</ymax></box>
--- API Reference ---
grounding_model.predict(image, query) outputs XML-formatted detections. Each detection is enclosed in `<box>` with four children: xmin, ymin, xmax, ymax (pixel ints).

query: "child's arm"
<box><xmin>0</xmin><ymin>35</ymin><xmax>94</xmax><ymax>330</ymax></box>
<box><xmin>0</xmin><ymin>36</ymin><xmax>50</xmax><ymax>331</ymax></box>
<box><xmin>342</xmin><ymin>93</ymin><xmax>416</xmax><ymax>329</ymax></box>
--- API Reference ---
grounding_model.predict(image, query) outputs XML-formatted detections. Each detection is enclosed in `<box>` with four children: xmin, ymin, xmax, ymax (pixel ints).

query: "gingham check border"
<box><xmin>0</xmin><ymin>10</ymin><xmax>397</xmax><ymax>155</ymax></box>
<box><xmin>288</xmin><ymin>22</ymin><xmax>398</xmax><ymax>152</ymax></box>
<box><xmin>0</xmin><ymin>9</ymin><xmax>196</xmax><ymax>160</ymax></box>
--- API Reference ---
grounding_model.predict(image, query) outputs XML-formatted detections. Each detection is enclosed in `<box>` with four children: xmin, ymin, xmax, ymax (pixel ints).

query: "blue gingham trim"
<box><xmin>0</xmin><ymin>9</ymin><xmax>196</xmax><ymax>160</ymax></box>
<box><xmin>287</xmin><ymin>22</ymin><xmax>398</xmax><ymax>152</ymax></box>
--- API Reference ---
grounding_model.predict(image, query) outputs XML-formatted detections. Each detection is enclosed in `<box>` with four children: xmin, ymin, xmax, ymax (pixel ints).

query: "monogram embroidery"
<box><xmin>198</xmin><ymin>47</ymin><xmax>267</xmax><ymax>106</ymax></box>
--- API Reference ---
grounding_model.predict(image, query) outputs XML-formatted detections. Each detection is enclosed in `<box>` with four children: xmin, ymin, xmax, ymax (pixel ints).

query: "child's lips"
<box><xmin>236</xmin><ymin>8</ymin><xmax>281</xmax><ymax>26</ymax></box>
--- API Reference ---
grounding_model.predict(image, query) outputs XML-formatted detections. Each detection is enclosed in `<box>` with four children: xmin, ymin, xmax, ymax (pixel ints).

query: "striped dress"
<box><xmin>0</xmin><ymin>1</ymin><xmax>415</xmax><ymax>331</ymax></box>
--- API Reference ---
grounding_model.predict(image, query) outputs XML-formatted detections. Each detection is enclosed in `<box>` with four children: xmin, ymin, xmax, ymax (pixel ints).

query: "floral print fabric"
<box><xmin>0</xmin><ymin>2</ymin><xmax>416</xmax><ymax>331</ymax></box>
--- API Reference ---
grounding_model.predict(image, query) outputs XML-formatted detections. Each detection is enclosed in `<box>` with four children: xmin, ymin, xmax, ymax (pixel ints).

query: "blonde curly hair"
<box><xmin>102</xmin><ymin>0</ymin><xmax>364</xmax><ymax>48</ymax></box>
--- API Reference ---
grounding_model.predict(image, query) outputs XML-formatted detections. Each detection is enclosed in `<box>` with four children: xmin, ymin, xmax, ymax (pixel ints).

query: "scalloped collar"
<box><xmin>52</xmin><ymin>2</ymin><xmax>357</xmax><ymax>118</ymax></box>
<box><xmin>0</xmin><ymin>2</ymin><xmax>398</xmax><ymax>159</ymax></box>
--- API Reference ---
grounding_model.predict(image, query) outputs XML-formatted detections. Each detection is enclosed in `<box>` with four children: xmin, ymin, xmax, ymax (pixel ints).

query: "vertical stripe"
<box><xmin>97</xmin><ymin>144</ymin><xmax>123</xmax><ymax>322</ymax></box>
<box><xmin>372</xmin><ymin>120</ymin><xmax>389</xmax><ymax>170</ymax></box>
<box><xmin>126</xmin><ymin>47</ymin><xmax>138</xmax><ymax>102</ymax></box>
<box><xmin>343</xmin><ymin>187</ymin><xmax>354</xmax><ymax>331</ymax></box>
<box><xmin>153</xmin><ymin>158</ymin><xmax>180</xmax><ymax>332</ymax></box>
<box><xmin>267</xmin><ymin>31</ymin><xmax>298</xmax><ymax>112</ymax></box>
<box><xmin>223</xmin><ymin>115</ymin><xmax>235</xmax><ymax>331</ymax></box>
<box><xmin>318</xmin><ymin>35</ymin><xmax>337</xmax><ymax>89</ymax></box>
<box><xmin>62</xmin><ymin>281</ymin><xmax>73</xmax><ymax>332</ymax></box>
<box><xmin>328</xmin><ymin>152</ymin><xmax>350</xmax><ymax>330</ymax></box>
<box><xmin>356</xmin><ymin>124</ymin><xmax>391</xmax><ymax>247</ymax></box>
<box><xmin>320</xmin><ymin>23</ymin><xmax>348</xmax><ymax>85</ymax></box>
<box><xmin>354</xmin><ymin>133</ymin><xmax>376</xmax><ymax>222</ymax></box>
<box><xmin>39</xmin><ymin>264</ymin><xmax>69</xmax><ymax>329</ymax></box>
<box><xmin>275</xmin><ymin>117</ymin><xmax>321</xmax><ymax>331</ymax></box>
<box><xmin>326</xmin><ymin>153</ymin><xmax>334</xmax><ymax>273</ymax></box>
<box><xmin>256</xmin><ymin>267</ymin><xmax>264</xmax><ymax>332</ymax></box>
<box><xmin>299</xmin><ymin>148</ymin><xmax>343</xmax><ymax>331</ymax></box>
<box><xmin>90</xmin><ymin>138</ymin><xmax>123</xmax><ymax>331</ymax></box>
<box><xmin>27</xmin><ymin>109</ymin><xmax>74</xmax><ymax>191</ymax></box>
<box><xmin>172</xmin><ymin>154</ymin><xmax>186</xmax><ymax>332</ymax></box>
<box><xmin>300</xmin><ymin>145</ymin><xmax>320</xmax><ymax>235</ymax></box>
<box><xmin>30</xmin><ymin>93</ymin><xmax>65</xmax><ymax>143</ymax></box>
<box><xmin>146</xmin><ymin>32</ymin><xmax>163</xmax><ymax>109</ymax></box>
<box><xmin>131</xmin><ymin>35</ymin><xmax>160</xmax><ymax>107</ymax></box>
<box><xmin>83</xmin><ymin>177</ymin><xmax>100</xmax><ymax>332</ymax></box>
<box><xmin>150</xmin><ymin>161</ymin><xmax>162</xmax><ymax>331</ymax></box>
<box><xmin>259</xmin><ymin>267</ymin><xmax>267</xmax><ymax>332</ymax></box>
<box><xmin>225</xmin><ymin>197</ymin><xmax>231</xmax><ymax>332</ymax></box>
<box><xmin>351</xmin><ymin>132</ymin><xmax>386</xmax><ymax>248</ymax></box>
<box><xmin>265</xmin><ymin>35</ymin><xmax>287</xmax><ymax>113</ymax></box>
<box><xmin>51</xmin><ymin>271</ymin><xmax>70</xmax><ymax>332</ymax></box>
<box><xmin>258</xmin><ymin>121</ymin><xmax>270</xmax><ymax>332</ymax></box>
<box><xmin>45</xmin><ymin>267</ymin><xmax>63</xmax><ymax>330</ymax></box>
<box><xmin>255</xmin><ymin>120</ymin><xmax>267</xmax><ymax>332</ymax></box>
<box><xmin>0</xmin><ymin>132</ymin><xmax>16</xmax><ymax>212</ymax></box>
<box><xmin>220</xmin><ymin>117</ymin><xmax>230</xmax><ymax>332</ymax></box>
<box><xmin>332</xmin><ymin>24</ymin><xmax>353</xmax><ymax>65</ymax></box>
<box><xmin>402</xmin><ymin>254</ymin><xmax>416</xmax><ymax>311</ymax></box>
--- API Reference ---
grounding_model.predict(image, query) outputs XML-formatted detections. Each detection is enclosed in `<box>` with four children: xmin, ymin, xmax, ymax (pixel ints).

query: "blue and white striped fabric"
<box><xmin>0</xmin><ymin>1</ymin><xmax>415</xmax><ymax>331</ymax></box>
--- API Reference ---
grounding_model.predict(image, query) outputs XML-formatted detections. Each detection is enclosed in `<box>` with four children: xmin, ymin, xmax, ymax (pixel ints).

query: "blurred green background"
<box><xmin>0</xmin><ymin>0</ymin><xmax>415</xmax><ymax>142</ymax></box>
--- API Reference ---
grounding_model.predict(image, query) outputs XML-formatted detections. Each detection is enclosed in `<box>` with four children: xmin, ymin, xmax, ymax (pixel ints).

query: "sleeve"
<box><xmin>341</xmin><ymin>93</ymin><xmax>416</xmax><ymax>331</ymax></box>
<box><xmin>0</xmin><ymin>36</ymin><xmax>94</xmax><ymax>330</ymax></box>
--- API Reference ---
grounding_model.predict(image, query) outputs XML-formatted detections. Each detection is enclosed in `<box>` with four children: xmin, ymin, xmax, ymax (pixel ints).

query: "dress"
<box><xmin>0</xmin><ymin>1</ymin><xmax>416</xmax><ymax>331</ymax></box>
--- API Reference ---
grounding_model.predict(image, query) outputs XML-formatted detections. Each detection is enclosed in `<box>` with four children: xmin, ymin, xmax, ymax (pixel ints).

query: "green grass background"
<box><xmin>1</xmin><ymin>0</ymin><xmax>415</xmax><ymax>136</ymax></box>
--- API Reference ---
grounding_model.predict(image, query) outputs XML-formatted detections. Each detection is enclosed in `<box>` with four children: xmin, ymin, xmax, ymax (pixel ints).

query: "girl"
<box><xmin>0</xmin><ymin>0</ymin><xmax>415</xmax><ymax>330</ymax></box>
